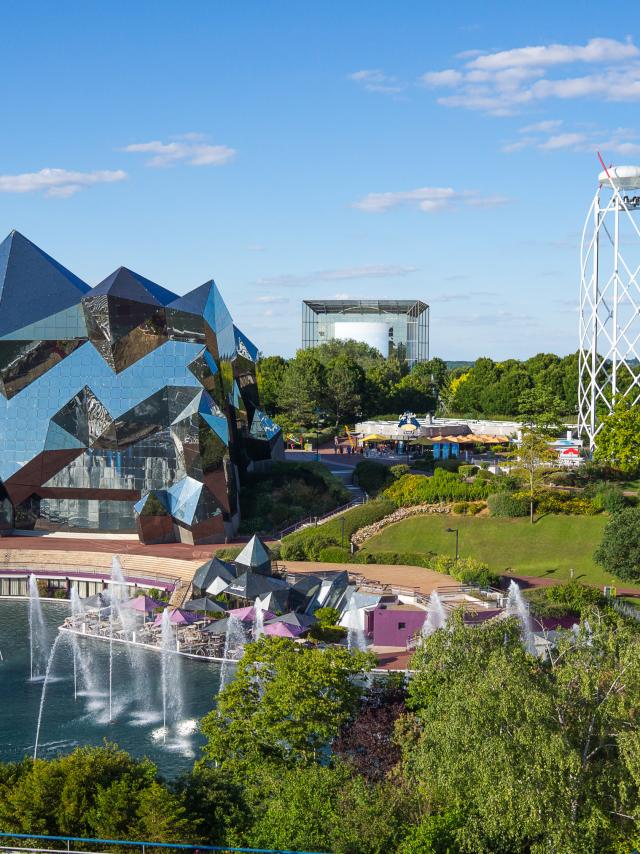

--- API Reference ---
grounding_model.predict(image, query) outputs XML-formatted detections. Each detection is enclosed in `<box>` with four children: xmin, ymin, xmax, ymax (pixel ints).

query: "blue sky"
<box><xmin>1</xmin><ymin>1</ymin><xmax>639</xmax><ymax>360</ymax></box>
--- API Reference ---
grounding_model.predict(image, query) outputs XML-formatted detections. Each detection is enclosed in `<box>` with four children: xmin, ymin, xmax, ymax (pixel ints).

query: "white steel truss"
<box><xmin>578</xmin><ymin>171</ymin><xmax>640</xmax><ymax>451</ymax></box>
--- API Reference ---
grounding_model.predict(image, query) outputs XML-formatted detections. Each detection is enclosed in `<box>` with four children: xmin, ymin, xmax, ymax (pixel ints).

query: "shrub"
<box><xmin>314</xmin><ymin>607</ymin><xmax>341</xmax><ymax>627</ymax></box>
<box><xmin>354</xmin><ymin>460</ymin><xmax>392</xmax><ymax>495</ymax></box>
<box><xmin>53</xmin><ymin>588</ymin><xmax>68</xmax><ymax>599</ymax></box>
<box><xmin>589</xmin><ymin>483</ymin><xmax>628</xmax><ymax>514</ymax></box>
<box><xmin>458</xmin><ymin>464</ymin><xmax>479</xmax><ymax>477</ymax></box>
<box><xmin>487</xmin><ymin>492</ymin><xmax>529</xmax><ymax>517</ymax></box>
<box><xmin>390</xmin><ymin>464</ymin><xmax>410</xmax><ymax>479</ymax></box>
<box><xmin>536</xmin><ymin>491</ymin><xmax>598</xmax><ymax>516</ymax></box>
<box><xmin>451</xmin><ymin>501</ymin><xmax>469</xmax><ymax>514</ymax></box>
<box><xmin>475</xmin><ymin>468</ymin><xmax>495</xmax><ymax>480</ymax></box>
<box><xmin>546</xmin><ymin>579</ymin><xmax>603</xmax><ymax>611</ymax></box>
<box><xmin>433</xmin><ymin>555</ymin><xmax>500</xmax><ymax>586</ymax></box>
<box><xmin>318</xmin><ymin>546</ymin><xmax>351</xmax><ymax>563</ymax></box>
<box><xmin>594</xmin><ymin>507</ymin><xmax>640</xmax><ymax>581</ymax></box>
<box><xmin>467</xmin><ymin>502</ymin><xmax>484</xmax><ymax>515</ymax></box>
<box><xmin>383</xmin><ymin>470</ymin><xmax>490</xmax><ymax>507</ymax></box>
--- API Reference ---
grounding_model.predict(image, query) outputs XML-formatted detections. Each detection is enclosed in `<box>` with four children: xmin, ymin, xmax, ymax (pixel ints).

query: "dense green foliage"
<box><xmin>526</xmin><ymin>580</ymin><xmax>605</xmax><ymax>618</ymax></box>
<box><xmin>0</xmin><ymin>745</ymin><xmax>196</xmax><ymax>842</ymax></box>
<box><xmin>487</xmin><ymin>491</ymin><xmax>530</xmax><ymax>517</ymax></box>
<box><xmin>200</xmin><ymin>638</ymin><xmax>374</xmax><ymax>769</ymax></box>
<box><xmin>594</xmin><ymin>399</ymin><xmax>640</xmax><ymax>475</ymax></box>
<box><xmin>257</xmin><ymin>341</ymin><xmax>449</xmax><ymax>428</ymax></box>
<box><xmin>595</xmin><ymin>507</ymin><xmax>640</xmax><ymax>582</ymax></box>
<box><xmin>446</xmin><ymin>352</ymin><xmax>579</xmax><ymax>418</ymax></box>
<box><xmin>405</xmin><ymin>611</ymin><xmax>640</xmax><ymax>852</ymax></box>
<box><xmin>384</xmin><ymin>469</ymin><xmax>491</xmax><ymax>506</ymax></box>
<box><xmin>239</xmin><ymin>461</ymin><xmax>349</xmax><ymax>533</ymax></box>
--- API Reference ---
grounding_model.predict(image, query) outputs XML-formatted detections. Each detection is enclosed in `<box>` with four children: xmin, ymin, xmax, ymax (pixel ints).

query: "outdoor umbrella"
<box><xmin>153</xmin><ymin>608</ymin><xmax>200</xmax><ymax>626</ymax></box>
<box><xmin>227</xmin><ymin>605</ymin><xmax>277</xmax><ymax>623</ymax></box>
<box><xmin>183</xmin><ymin>597</ymin><xmax>226</xmax><ymax>615</ymax></box>
<box><xmin>123</xmin><ymin>594</ymin><xmax>164</xmax><ymax>613</ymax></box>
<box><xmin>265</xmin><ymin>611</ymin><xmax>317</xmax><ymax>629</ymax></box>
<box><xmin>263</xmin><ymin>621</ymin><xmax>306</xmax><ymax>638</ymax></box>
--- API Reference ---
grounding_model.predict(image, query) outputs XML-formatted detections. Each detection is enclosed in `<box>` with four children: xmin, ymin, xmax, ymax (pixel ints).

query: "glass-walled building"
<box><xmin>302</xmin><ymin>300</ymin><xmax>429</xmax><ymax>368</ymax></box>
<box><xmin>0</xmin><ymin>231</ymin><xmax>282</xmax><ymax>544</ymax></box>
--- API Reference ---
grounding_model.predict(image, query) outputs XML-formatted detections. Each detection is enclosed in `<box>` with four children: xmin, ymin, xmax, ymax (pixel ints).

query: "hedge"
<box><xmin>384</xmin><ymin>469</ymin><xmax>491</xmax><ymax>507</ymax></box>
<box><xmin>487</xmin><ymin>492</ymin><xmax>530</xmax><ymax>517</ymax></box>
<box><xmin>280</xmin><ymin>498</ymin><xmax>395</xmax><ymax>561</ymax></box>
<box><xmin>318</xmin><ymin>546</ymin><xmax>351</xmax><ymax>563</ymax></box>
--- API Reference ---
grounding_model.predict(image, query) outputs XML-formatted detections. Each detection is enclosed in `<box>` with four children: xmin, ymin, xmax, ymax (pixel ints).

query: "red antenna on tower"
<box><xmin>596</xmin><ymin>150</ymin><xmax>612</xmax><ymax>181</ymax></box>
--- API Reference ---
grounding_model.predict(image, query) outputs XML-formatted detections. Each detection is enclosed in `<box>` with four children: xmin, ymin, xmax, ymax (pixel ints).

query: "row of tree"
<box><xmin>255</xmin><ymin>341</ymin><xmax>581</xmax><ymax>431</ymax></box>
<box><xmin>2</xmin><ymin>615</ymin><xmax>639</xmax><ymax>853</ymax></box>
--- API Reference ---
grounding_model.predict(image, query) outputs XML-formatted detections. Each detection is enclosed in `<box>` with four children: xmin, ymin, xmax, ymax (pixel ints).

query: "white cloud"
<box><xmin>352</xmin><ymin>186</ymin><xmax>508</xmax><ymax>213</ymax></box>
<box><xmin>0</xmin><ymin>167</ymin><xmax>127</xmax><ymax>197</ymax></box>
<box><xmin>468</xmin><ymin>37</ymin><xmax>638</xmax><ymax>71</ymax></box>
<box><xmin>519</xmin><ymin>119</ymin><xmax>563</xmax><ymax>133</ymax></box>
<box><xmin>420</xmin><ymin>37</ymin><xmax>640</xmax><ymax>114</ymax></box>
<box><xmin>255</xmin><ymin>264</ymin><xmax>418</xmax><ymax>287</ymax></box>
<box><xmin>121</xmin><ymin>136</ymin><xmax>236</xmax><ymax>167</ymax></box>
<box><xmin>503</xmin><ymin>121</ymin><xmax>640</xmax><ymax>156</ymax></box>
<box><xmin>349</xmin><ymin>69</ymin><xmax>403</xmax><ymax>94</ymax></box>
<box><xmin>247</xmin><ymin>244</ymin><xmax>267</xmax><ymax>252</ymax></box>
<box><xmin>539</xmin><ymin>132</ymin><xmax>588</xmax><ymax>150</ymax></box>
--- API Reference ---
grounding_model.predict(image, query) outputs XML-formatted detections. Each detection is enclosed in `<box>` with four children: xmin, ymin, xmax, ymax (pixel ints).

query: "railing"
<box><xmin>0</xmin><ymin>564</ymin><xmax>180</xmax><ymax>590</ymax></box>
<box><xmin>0</xmin><ymin>832</ymin><xmax>329</xmax><ymax>854</ymax></box>
<box><xmin>277</xmin><ymin>497</ymin><xmax>365</xmax><ymax>539</ymax></box>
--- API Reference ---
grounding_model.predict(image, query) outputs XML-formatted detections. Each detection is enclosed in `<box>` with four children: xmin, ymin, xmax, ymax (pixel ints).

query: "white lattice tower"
<box><xmin>578</xmin><ymin>165</ymin><xmax>640</xmax><ymax>451</ymax></box>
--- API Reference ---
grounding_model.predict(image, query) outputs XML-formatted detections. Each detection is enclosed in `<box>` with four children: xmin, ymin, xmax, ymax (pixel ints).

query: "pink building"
<box><xmin>366</xmin><ymin>603</ymin><xmax>427</xmax><ymax>647</ymax></box>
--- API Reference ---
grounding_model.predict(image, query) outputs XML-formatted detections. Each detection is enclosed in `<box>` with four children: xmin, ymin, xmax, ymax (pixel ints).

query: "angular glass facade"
<box><xmin>0</xmin><ymin>231</ymin><xmax>283</xmax><ymax>543</ymax></box>
<box><xmin>301</xmin><ymin>299</ymin><xmax>429</xmax><ymax>368</ymax></box>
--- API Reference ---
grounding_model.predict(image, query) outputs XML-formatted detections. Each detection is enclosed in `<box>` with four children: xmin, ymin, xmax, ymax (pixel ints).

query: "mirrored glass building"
<box><xmin>301</xmin><ymin>299</ymin><xmax>429</xmax><ymax>367</ymax></box>
<box><xmin>0</xmin><ymin>231</ymin><xmax>283</xmax><ymax>544</ymax></box>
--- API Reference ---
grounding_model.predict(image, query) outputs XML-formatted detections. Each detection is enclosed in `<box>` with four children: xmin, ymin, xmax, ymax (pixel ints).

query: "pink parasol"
<box><xmin>153</xmin><ymin>608</ymin><xmax>200</xmax><ymax>626</ymax></box>
<box><xmin>263</xmin><ymin>621</ymin><xmax>306</xmax><ymax>638</ymax></box>
<box><xmin>227</xmin><ymin>605</ymin><xmax>277</xmax><ymax>623</ymax></box>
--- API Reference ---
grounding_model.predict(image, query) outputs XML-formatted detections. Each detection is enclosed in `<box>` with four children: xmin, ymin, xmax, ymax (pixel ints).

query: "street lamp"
<box><xmin>341</xmin><ymin>516</ymin><xmax>346</xmax><ymax>549</ymax></box>
<box><xmin>446</xmin><ymin>527</ymin><xmax>459</xmax><ymax>562</ymax></box>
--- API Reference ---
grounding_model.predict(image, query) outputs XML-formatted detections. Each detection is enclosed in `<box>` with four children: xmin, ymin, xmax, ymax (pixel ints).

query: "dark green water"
<box><xmin>0</xmin><ymin>600</ymin><xmax>221</xmax><ymax>776</ymax></box>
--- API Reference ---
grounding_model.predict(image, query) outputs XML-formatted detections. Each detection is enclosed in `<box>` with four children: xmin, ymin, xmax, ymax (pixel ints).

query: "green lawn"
<box><xmin>361</xmin><ymin>513</ymin><xmax>639</xmax><ymax>589</ymax></box>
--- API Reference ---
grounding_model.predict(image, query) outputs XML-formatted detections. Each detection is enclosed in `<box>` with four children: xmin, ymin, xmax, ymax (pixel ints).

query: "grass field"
<box><xmin>360</xmin><ymin>513</ymin><xmax>639</xmax><ymax>589</ymax></box>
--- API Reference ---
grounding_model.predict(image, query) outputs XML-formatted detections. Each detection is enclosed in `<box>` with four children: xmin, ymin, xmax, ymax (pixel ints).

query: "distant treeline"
<box><xmin>256</xmin><ymin>340</ymin><xmax>580</xmax><ymax>429</ymax></box>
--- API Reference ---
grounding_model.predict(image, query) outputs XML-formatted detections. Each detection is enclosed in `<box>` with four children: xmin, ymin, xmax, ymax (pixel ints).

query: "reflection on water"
<box><xmin>0</xmin><ymin>600</ymin><xmax>221</xmax><ymax>776</ymax></box>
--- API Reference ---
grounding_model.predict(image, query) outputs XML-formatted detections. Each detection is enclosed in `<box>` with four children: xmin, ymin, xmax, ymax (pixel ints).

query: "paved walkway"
<box><xmin>283</xmin><ymin>560</ymin><xmax>455</xmax><ymax>595</ymax></box>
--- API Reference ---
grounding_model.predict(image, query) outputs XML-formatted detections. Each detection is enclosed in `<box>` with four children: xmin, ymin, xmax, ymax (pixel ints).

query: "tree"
<box><xmin>594</xmin><ymin>399</ymin><xmax>640</xmax><ymax>475</ymax></box>
<box><xmin>401</xmin><ymin>612</ymin><xmax>640</xmax><ymax>853</ymax></box>
<box><xmin>334</xmin><ymin>676</ymin><xmax>406</xmax><ymax>782</ymax></box>
<box><xmin>312</xmin><ymin>338</ymin><xmax>384</xmax><ymax>371</ymax></box>
<box><xmin>518</xmin><ymin>386</ymin><xmax>565</xmax><ymax>434</ymax></box>
<box><xmin>0</xmin><ymin>745</ymin><xmax>196</xmax><ymax>841</ymax></box>
<box><xmin>275</xmin><ymin>350</ymin><xmax>326</xmax><ymax>429</ymax></box>
<box><xmin>510</xmin><ymin>428</ymin><xmax>557</xmax><ymax>522</ymax></box>
<box><xmin>199</xmin><ymin>637</ymin><xmax>375</xmax><ymax>769</ymax></box>
<box><xmin>255</xmin><ymin>355</ymin><xmax>288</xmax><ymax>416</ymax></box>
<box><xmin>364</xmin><ymin>358</ymin><xmax>404</xmax><ymax>416</ymax></box>
<box><xmin>594</xmin><ymin>507</ymin><xmax>640</xmax><ymax>582</ymax></box>
<box><xmin>325</xmin><ymin>354</ymin><xmax>365</xmax><ymax>424</ymax></box>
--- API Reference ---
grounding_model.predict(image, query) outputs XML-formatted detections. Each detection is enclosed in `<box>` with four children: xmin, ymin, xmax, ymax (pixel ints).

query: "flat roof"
<box><xmin>303</xmin><ymin>299</ymin><xmax>428</xmax><ymax>314</ymax></box>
